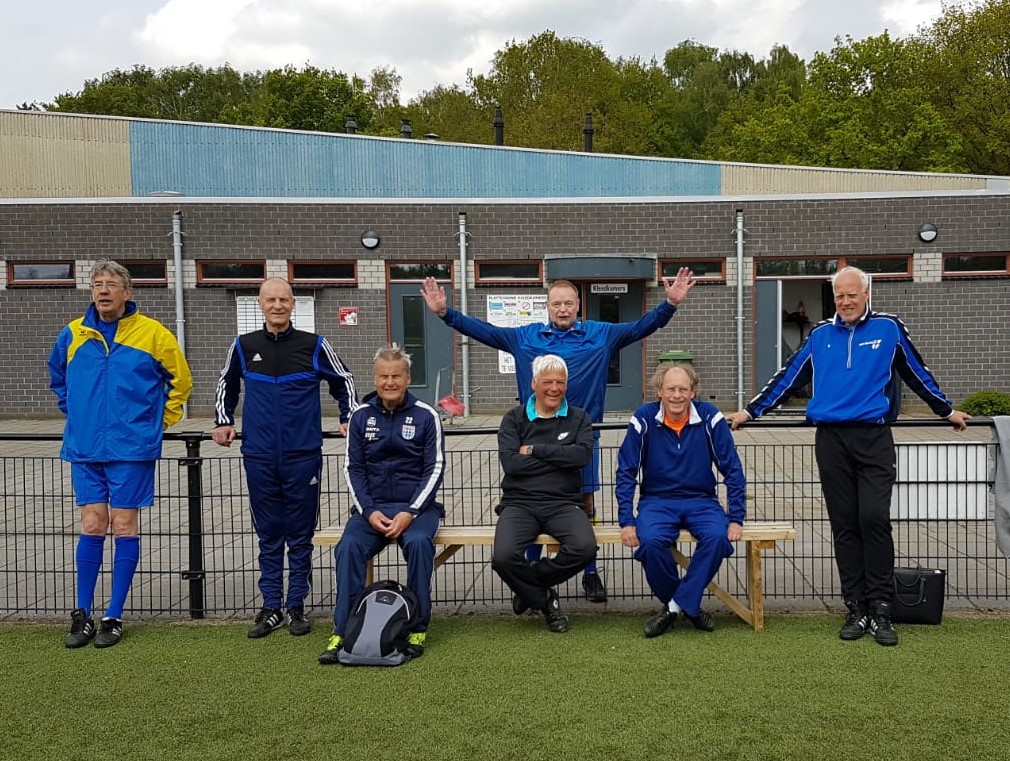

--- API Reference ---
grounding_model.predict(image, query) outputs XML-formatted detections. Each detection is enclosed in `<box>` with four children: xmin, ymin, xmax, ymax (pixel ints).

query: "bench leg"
<box><xmin>672</xmin><ymin>547</ymin><xmax>754</xmax><ymax>629</ymax></box>
<box><xmin>746</xmin><ymin>540</ymin><xmax>776</xmax><ymax>633</ymax></box>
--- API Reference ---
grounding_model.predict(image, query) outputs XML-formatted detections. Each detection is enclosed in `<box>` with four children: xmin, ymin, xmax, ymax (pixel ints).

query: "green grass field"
<box><xmin>3</xmin><ymin>612</ymin><xmax>1008</xmax><ymax>761</ymax></box>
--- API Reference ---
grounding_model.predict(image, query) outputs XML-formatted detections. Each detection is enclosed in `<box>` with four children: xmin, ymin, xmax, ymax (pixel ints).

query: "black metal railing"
<box><xmin>1</xmin><ymin>420</ymin><xmax>1005</xmax><ymax>619</ymax></box>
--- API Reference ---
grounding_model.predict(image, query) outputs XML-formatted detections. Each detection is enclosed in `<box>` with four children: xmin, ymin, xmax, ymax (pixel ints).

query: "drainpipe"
<box><xmin>735</xmin><ymin>209</ymin><xmax>745</xmax><ymax>410</ymax></box>
<box><xmin>456</xmin><ymin>212</ymin><xmax>472</xmax><ymax>418</ymax></box>
<box><xmin>172</xmin><ymin>210</ymin><xmax>188</xmax><ymax>419</ymax></box>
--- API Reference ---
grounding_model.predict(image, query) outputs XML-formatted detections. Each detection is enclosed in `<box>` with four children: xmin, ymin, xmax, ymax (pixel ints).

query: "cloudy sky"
<box><xmin>2</xmin><ymin>0</ymin><xmax>954</xmax><ymax>110</ymax></box>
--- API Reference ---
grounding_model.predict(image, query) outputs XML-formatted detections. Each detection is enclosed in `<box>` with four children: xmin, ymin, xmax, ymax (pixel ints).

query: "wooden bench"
<box><xmin>314</xmin><ymin>521</ymin><xmax>796</xmax><ymax>632</ymax></box>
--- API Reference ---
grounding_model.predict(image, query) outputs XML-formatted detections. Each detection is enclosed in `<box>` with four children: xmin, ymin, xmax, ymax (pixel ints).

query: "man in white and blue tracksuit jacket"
<box><xmin>420</xmin><ymin>269</ymin><xmax>697</xmax><ymax>602</ymax></box>
<box><xmin>616</xmin><ymin>363</ymin><xmax>746</xmax><ymax>637</ymax></box>
<box><xmin>729</xmin><ymin>266</ymin><xmax>970</xmax><ymax>646</ymax></box>
<box><xmin>319</xmin><ymin>344</ymin><xmax>445</xmax><ymax>663</ymax></box>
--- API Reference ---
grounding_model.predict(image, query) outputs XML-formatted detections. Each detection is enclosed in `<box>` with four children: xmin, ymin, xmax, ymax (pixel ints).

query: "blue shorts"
<box><xmin>71</xmin><ymin>461</ymin><xmax>157</xmax><ymax>509</ymax></box>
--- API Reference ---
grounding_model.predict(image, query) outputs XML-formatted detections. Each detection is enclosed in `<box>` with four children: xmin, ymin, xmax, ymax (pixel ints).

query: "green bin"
<box><xmin>657</xmin><ymin>349</ymin><xmax>693</xmax><ymax>365</ymax></box>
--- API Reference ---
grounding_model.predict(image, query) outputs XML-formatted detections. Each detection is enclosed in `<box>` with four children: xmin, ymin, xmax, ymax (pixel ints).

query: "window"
<box><xmin>117</xmin><ymin>259</ymin><xmax>168</xmax><ymax>285</ymax></box>
<box><xmin>659</xmin><ymin>259</ymin><xmax>725</xmax><ymax>283</ymax></box>
<box><xmin>755</xmin><ymin>255</ymin><xmax>911</xmax><ymax>280</ymax></box>
<box><xmin>389</xmin><ymin>263</ymin><xmax>451</xmax><ymax>281</ymax></box>
<box><xmin>289</xmin><ymin>260</ymin><xmax>357</xmax><ymax>285</ymax></box>
<box><xmin>942</xmin><ymin>253</ymin><xmax>1010</xmax><ymax>278</ymax></box>
<box><xmin>197</xmin><ymin>260</ymin><xmax>266</xmax><ymax>285</ymax></box>
<box><xmin>7</xmin><ymin>261</ymin><xmax>75</xmax><ymax>287</ymax></box>
<box><xmin>476</xmin><ymin>261</ymin><xmax>542</xmax><ymax>284</ymax></box>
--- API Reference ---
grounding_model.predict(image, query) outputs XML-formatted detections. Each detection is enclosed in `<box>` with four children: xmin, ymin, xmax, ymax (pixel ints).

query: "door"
<box><xmin>387</xmin><ymin>283</ymin><xmax>453</xmax><ymax>406</ymax></box>
<box><xmin>754</xmin><ymin>279</ymin><xmax>783</xmax><ymax>395</ymax></box>
<box><xmin>585</xmin><ymin>282</ymin><xmax>645</xmax><ymax>413</ymax></box>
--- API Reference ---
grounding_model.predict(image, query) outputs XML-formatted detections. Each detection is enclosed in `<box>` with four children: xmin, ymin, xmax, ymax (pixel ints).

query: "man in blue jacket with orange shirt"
<box><xmin>421</xmin><ymin>268</ymin><xmax>696</xmax><ymax>603</ymax></box>
<box><xmin>616</xmin><ymin>363</ymin><xmax>745</xmax><ymax>637</ymax></box>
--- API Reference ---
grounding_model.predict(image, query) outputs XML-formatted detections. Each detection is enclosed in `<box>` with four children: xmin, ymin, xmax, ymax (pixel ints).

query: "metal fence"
<box><xmin>1</xmin><ymin>422</ymin><xmax>1006</xmax><ymax>620</ymax></box>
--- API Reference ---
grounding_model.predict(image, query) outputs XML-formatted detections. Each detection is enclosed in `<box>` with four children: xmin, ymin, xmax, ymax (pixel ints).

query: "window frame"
<box><xmin>475</xmin><ymin>260</ymin><xmax>543</xmax><ymax>286</ymax></box>
<box><xmin>387</xmin><ymin>262</ymin><xmax>452</xmax><ymax>282</ymax></box>
<box><xmin>287</xmin><ymin>259</ymin><xmax>358</xmax><ymax>286</ymax></box>
<box><xmin>6</xmin><ymin>260</ymin><xmax>76</xmax><ymax>288</ymax></box>
<box><xmin>658</xmin><ymin>258</ymin><xmax>726</xmax><ymax>284</ymax></box>
<box><xmin>941</xmin><ymin>252</ymin><xmax>1010</xmax><ymax>279</ymax></box>
<box><xmin>754</xmin><ymin>254</ymin><xmax>912</xmax><ymax>281</ymax></box>
<box><xmin>196</xmin><ymin>259</ymin><xmax>267</xmax><ymax>286</ymax></box>
<box><xmin>116</xmin><ymin>259</ymin><xmax>169</xmax><ymax>286</ymax></box>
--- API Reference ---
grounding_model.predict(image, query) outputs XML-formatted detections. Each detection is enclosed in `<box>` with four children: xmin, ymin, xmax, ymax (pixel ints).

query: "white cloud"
<box><xmin>0</xmin><ymin>0</ymin><xmax>967</xmax><ymax>109</ymax></box>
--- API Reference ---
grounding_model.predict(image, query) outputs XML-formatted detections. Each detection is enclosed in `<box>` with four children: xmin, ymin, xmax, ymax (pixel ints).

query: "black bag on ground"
<box><xmin>891</xmin><ymin>567</ymin><xmax>946</xmax><ymax>625</ymax></box>
<box><xmin>338</xmin><ymin>580</ymin><xmax>419</xmax><ymax>666</ymax></box>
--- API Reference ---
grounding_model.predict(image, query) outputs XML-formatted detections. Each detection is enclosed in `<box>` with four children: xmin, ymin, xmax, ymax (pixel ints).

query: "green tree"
<box><xmin>918</xmin><ymin>0</ymin><xmax>1010</xmax><ymax>174</ymax></box>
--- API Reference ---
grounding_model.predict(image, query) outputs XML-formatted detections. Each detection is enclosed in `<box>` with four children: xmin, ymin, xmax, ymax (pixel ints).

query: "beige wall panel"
<box><xmin>0</xmin><ymin>112</ymin><xmax>131</xmax><ymax>197</ymax></box>
<box><xmin>722</xmin><ymin>164</ymin><xmax>985</xmax><ymax>195</ymax></box>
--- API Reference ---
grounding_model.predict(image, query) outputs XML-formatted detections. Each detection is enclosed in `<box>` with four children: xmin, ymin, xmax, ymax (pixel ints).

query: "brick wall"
<box><xmin>1</xmin><ymin>195</ymin><xmax>1007</xmax><ymax>417</ymax></box>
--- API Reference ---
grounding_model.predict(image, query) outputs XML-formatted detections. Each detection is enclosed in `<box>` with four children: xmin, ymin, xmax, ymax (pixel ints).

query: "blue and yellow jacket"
<box><xmin>48</xmin><ymin>302</ymin><xmax>193</xmax><ymax>463</ymax></box>
<box><xmin>746</xmin><ymin>309</ymin><xmax>954</xmax><ymax>425</ymax></box>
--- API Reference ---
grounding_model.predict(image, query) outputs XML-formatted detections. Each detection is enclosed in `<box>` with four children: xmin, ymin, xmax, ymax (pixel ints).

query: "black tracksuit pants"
<box><xmin>815</xmin><ymin>425</ymin><xmax>896</xmax><ymax>605</ymax></box>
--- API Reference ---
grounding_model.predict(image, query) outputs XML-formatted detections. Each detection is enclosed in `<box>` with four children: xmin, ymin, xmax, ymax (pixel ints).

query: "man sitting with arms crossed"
<box><xmin>493</xmin><ymin>354</ymin><xmax>596</xmax><ymax>633</ymax></box>
<box><xmin>616</xmin><ymin>363</ymin><xmax>746</xmax><ymax>637</ymax></box>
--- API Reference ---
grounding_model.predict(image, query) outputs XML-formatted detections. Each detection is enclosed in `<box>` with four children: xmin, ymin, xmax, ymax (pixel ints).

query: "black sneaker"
<box><xmin>684</xmin><ymin>609</ymin><xmax>716</xmax><ymax>632</ymax></box>
<box><xmin>65</xmin><ymin>608</ymin><xmax>95</xmax><ymax>649</ymax></box>
<box><xmin>839</xmin><ymin>600</ymin><xmax>869</xmax><ymax>641</ymax></box>
<box><xmin>512</xmin><ymin>594</ymin><xmax>529</xmax><ymax>616</ymax></box>
<box><xmin>582</xmin><ymin>571</ymin><xmax>607</xmax><ymax>603</ymax></box>
<box><xmin>318</xmin><ymin>634</ymin><xmax>343</xmax><ymax>665</ymax></box>
<box><xmin>644</xmin><ymin>607</ymin><xmax>676</xmax><ymax>638</ymax></box>
<box><xmin>286</xmin><ymin>607</ymin><xmax>311</xmax><ymax>636</ymax></box>
<box><xmin>404</xmin><ymin>632</ymin><xmax>426</xmax><ymax>659</ymax></box>
<box><xmin>869</xmin><ymin>601</ymin><xmax>898</xmax><ymax>647</ymax></box>
<box><xmin>543</xmin><ymin>589</ymin><xmax>569</xmax><ymax>633</ymax></box>
<box><xmin>94</xmin><ymin>617</ymin><xmax>123</xmax><ymax>648</ymax></box>
<box><xmin>248</xmin><ymin>607</ymin><xmax>285</xmax><ymax>639</ymax></box>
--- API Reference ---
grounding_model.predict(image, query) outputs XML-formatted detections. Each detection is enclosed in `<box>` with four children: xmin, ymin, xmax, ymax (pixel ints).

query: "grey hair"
<box><xmin>652</xmin><ymin>362</ymin><xmax>698</xmax><ymax>391</ymax></box>
<box><xmin>532</xmin><ymin>354</ymin><xmax>568</xmax><ymax>379</ymax></box>
<box><xmin>373</xmin><ymin>343</ymin><xmax>412</xmax><ymax>370</ymax></box>
<box><xmin>831</xmin><ymin>266</ymin><xmax>869</xmax><ymax>291</ymax></box>
<box><xmin>91</xmin><ymin>259</ymin><xmax>132</xmax><ymax>289</ymax></box>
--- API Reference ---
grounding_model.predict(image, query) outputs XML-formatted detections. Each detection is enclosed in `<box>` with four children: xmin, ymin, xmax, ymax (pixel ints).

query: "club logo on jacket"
<box><xmin>401</xmin><ymin>424</ymin><xmax>416</xmax><ymax>440</ymax></box>
<box><xmin>251</xmin><ymin>353</ymin><xmax>263</xmax><ymax>362</ymax></box>
<box><xmin>859</xmin><ymin>339</ymin><xmax>882</xmax><ymax>350</ymax></box>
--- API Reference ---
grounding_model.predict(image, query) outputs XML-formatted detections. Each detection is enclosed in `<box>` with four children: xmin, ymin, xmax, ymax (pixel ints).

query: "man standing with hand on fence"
<box><xmin>728</xmin><ymin>266</ymin><xmax>970</xmax><ymax>646</ymax></box>
<box><xmin>213</xmin><ymin>277</ymin><xmax>356</xmax><ymax>639</ymax></box>
<box><xmin>49</xmin><ymin>259</ymin><xmax>192</xmax><ymax>649</ymax></box>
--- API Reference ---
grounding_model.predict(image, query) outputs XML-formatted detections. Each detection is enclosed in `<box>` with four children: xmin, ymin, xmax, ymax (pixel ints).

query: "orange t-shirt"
<box><xmin>663</xmin><ymin>413</ymin><xmax>689</xmax><ymax>435</ymax></box>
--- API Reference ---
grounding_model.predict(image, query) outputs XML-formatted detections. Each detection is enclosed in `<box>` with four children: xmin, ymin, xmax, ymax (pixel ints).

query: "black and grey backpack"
<box><xmin>337</xmin><ymin>580</ymin><xmax>420</xmax><ymax>666</ymax></box>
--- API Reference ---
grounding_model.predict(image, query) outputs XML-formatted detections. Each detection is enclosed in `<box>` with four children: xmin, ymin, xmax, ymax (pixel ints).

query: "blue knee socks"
<box><xmin>75</xmin><ymin>534</ymin><xmax>106</xmax><ymax>616</ymax></box>
<box><xmin>106</xmin><ymin>536</ymin><xmax>140</xmax><ymax>620</ymax></box>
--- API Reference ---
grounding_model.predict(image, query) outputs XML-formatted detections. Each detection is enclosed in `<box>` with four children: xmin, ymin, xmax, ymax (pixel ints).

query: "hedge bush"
<box><xmin>960</xmin><ymin>389</ymin><xmax>1010</xmax><ymax>416</ymax></box>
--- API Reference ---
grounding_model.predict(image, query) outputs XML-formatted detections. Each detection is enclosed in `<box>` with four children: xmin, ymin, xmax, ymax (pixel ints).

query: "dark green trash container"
<box><xmin>657</xmin><ymin>349</ymin><xmax>693</xmax><ymax>365</ymax></box>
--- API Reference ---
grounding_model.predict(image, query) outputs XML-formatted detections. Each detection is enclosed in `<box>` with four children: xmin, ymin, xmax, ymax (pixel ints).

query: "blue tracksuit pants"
<box><xmin>633</xmin><ymin>497</ymin><xmax>733</xmax><ymax>616</ymax></box>
<box><xmin>244</xmin><ymin>452</ymin><xmax>322</xmax><ymax>610</ymax></box>
<box><xmin>331</xmin><ymin>507</ymin><xmax>441</xmax><ymax>635</ymax></box>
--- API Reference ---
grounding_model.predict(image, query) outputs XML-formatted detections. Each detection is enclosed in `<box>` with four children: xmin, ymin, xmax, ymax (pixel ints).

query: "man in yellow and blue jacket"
<box><xmin>49</xmin><ymin>259</ymin><xmax>192</xmax><ymax>649</ymax></box>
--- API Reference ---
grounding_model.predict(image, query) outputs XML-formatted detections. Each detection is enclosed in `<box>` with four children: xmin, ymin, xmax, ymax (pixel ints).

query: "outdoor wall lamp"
<box><xmin>918</xmin><ymin>223</ymin><xmax>938</xmax><ymax>243</ymax></box>
<box><xmin>360</xmin><ymin>230</ymin><xmax>381</xmax><ymax>249</ymax></box>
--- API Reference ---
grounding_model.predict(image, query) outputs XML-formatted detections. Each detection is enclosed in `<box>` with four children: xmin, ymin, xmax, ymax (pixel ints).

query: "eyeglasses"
<box><xmin>92</xmin><ymin>281</ymin><xmax>127</xmax><ymax>290</ymax></box>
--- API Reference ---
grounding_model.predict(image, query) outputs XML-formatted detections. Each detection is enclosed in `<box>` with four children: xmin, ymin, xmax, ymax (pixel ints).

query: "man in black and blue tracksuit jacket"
<box><xmin>213</xmin><ymin>278</ymin><xmax>356</xmax><ymax>639</ymax></box>
<box><xmin>616</xmin><ymin>363</ymin><xmax>746</xmax><ymax>637</ymax></box>
<box><xmin>319</xmin><ymin>344</ymin><xmax>445</xmax><ymax>663</ymax></box>
<box><xmin>729</xmin><ymin>266</ymin><xmax>970</xmax><ymax>646</ymax></box>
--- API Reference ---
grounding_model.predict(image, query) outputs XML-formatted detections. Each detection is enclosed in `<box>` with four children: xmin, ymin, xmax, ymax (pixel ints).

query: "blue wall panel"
<box><xmin>129</xmin><ymin>121</ymin><xmax>722</xmax><ymax>199</ymax></box>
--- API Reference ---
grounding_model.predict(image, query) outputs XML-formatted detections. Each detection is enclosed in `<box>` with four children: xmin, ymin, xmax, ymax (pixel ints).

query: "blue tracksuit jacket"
<box><xmin>616</xmin><ymin>400</ymin><xmax>746</xmax><ymax>526</ymax></box>
<box><xmin>214</xmin><ymin>325</ymin><xmax>356</xmax><ymax>458</ymax></box>
<box><xmin>441</xmin><ymin>301</ymin><xmax>677</xmax><ymax>422</ymax></box>
<box><xmin>344</xmin><ymin>391</ymin><xmax>446</xmax><ymax>520</ymax></box>
<box><xmin>746</xmin><ymin>309</ymin><xmax>954</xmax><ymax>424</ymax></box>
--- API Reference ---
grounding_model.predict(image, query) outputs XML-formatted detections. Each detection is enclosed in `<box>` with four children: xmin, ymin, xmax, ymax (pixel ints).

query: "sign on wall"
<box><xmin>486</xmin><ymin>294</ymin><xmax>547</xmax><ymax>373</ymax></box>
<box><xmin>236</xmin><ymin>295</ymin><xmax>315</xmax><ymax>334</ymax></box>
